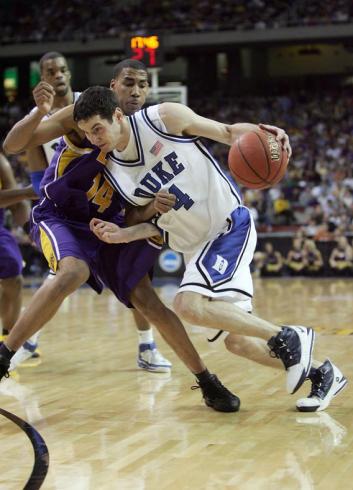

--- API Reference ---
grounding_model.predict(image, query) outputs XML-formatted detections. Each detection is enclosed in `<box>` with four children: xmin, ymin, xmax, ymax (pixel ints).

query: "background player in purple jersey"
<box><xmin>16</xmin><ymin>54</ymin><xmax>172</xmax><ymax>373</ymax></box>
<box><xmin>26</xmin><ymin>51</ymin><xmax>80</xmax><ymax>195</ymax></box>
<box><xmin>0</xmin><ymin>151</ymin><xmax>36</xmax><ymax>347</ymax></box>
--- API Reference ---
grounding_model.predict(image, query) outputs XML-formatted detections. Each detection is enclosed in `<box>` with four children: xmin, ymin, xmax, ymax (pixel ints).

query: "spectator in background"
<box><xmin>272</xmin><ymin>190</ymin><xmax>292</xmax><ymax>226</ymax></box>
<box><xmin>303</xmin><ymin>239</ymin><xmax>323</xmax><ymax>276</ymax></box>
<box><xmin>256</xmin><ymin>241</ymin><xmax>284</xmax><ymax>277</ymax></box>
<box><xmin>286</xmin><ymin>237</ymin><xmax>306</xmax><ymax>275</ymax></box>
<box><xmin>329</xmin><ymin>236</ymin><xmax>353</xmax><ymax>276</ymax></box>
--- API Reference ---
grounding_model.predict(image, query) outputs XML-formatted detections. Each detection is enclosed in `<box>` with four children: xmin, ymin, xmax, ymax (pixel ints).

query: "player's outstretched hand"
<box><xmin>33</xmin><ymin>81</ymin><xmax>56</xmax><ymax>115</ymax></box>
<box><xmin>90</xmin><ymin>218</ymin><xmax>130</xmax><ymax>243</ymax></box>
<box><xmin>258</xmin><ymin>123</ymin><xmax>292</xmax><ymax>159</ymax></box>
<box><xmin>154</xmin><ymin>191</ymin><xmax>176</xmax><ymax>214</ymax></box>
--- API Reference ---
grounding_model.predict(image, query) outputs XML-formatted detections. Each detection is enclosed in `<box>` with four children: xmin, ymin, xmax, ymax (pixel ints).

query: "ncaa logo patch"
<box><xmin>159</xmin><ymin>249</ymin><xmax>183</xmax><ymax>273</ymax></box>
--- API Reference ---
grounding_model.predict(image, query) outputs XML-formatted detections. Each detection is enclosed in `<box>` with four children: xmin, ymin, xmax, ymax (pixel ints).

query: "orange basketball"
<box><xmin>228</xmin><ymin>130</ymin><xmax>289</xmax><ymax>189</ymax></box>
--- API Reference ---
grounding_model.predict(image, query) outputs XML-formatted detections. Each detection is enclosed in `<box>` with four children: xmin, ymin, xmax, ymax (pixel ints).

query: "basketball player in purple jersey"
<box><xmin>17</xmin><ymin>53</ymin><xmax>171</xmax><ymax>373</ymax></box>
<box><xmin>0</xmin><ymin>152</ymin><xmax>36</xmax><ymax>347</ymax></box>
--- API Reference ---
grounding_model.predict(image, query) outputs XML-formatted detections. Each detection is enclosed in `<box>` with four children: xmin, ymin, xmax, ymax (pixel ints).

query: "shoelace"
<box><xmin>269</xmin><ymin>335</ymin><xmax>294</xmax><ymax>364</ymax></box>
<box><xmin>309</xmin><ymin>370</ymin><xmax>326</xmax><ymax>398</ymax></box>
<box><xmin>191</xmin><ymin>377</ymin><xmax>233</xmax><ymax>397</ymax></box>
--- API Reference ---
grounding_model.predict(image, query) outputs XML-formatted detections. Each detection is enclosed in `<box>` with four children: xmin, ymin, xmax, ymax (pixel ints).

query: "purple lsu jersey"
<box><xmin>35</xmin><ymin>136</ymin><xmax>125</xmax><ymax>224</ymax></box>
<box><xmin>31</xmin><ymin>137</ymin><xmax>161</xmax><ymax>306</ymax></box>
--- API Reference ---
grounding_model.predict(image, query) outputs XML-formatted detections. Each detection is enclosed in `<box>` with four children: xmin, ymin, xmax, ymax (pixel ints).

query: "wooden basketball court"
<box><xmin>0</xmin><ymin>277</ymin><xmax>352</xmax><ymax>489</ymax></box>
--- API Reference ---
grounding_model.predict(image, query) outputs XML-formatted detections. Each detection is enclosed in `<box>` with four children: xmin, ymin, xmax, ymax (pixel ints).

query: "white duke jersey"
<box><xmin>31</xmin><ymin>92</ymin><xmax>81</xmax><ymax>164</ymax></box>
<box><xmin>105</xmin><ymin>104</ymin><xmax>242</xmax><ymax>254</ymax></box>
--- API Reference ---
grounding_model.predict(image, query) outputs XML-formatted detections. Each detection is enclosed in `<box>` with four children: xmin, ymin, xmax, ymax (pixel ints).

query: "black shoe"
<box><xmin>267</xmin><ymin>325</ymin><xmax>315</xmax><ymax>394</ymax></box>
<box><xmin>0</xmin><ymin>354</ymin><xmax>10</xmax><ymax>381</ymax></box>
<box><xmin>192</xmin><ymin>374</ymin><xmax>240</xmax><ymax>412</ymax></box>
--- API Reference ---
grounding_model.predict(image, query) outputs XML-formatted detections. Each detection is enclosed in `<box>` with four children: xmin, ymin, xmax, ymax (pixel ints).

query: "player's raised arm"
<box><xmin>3</xmin><ymin>82</ymin><xmax>75</xmax><ymax>154</ymax></box>
<box><xmin>159</xmin><ymin>103</ymin><xmax>291</xmax><ymax>156</ymax></box>
<box><xmin>158</xmin><ymin>102</ymin><xmax>258</xmax><ymax>145</ymax></box>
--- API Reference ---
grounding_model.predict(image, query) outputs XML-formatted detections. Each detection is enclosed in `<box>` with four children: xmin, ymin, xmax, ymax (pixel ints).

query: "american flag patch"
<box><xmin>150</xmin><ymin>140</ymin><xmax>163</xmax><ymax>156</ymax></box>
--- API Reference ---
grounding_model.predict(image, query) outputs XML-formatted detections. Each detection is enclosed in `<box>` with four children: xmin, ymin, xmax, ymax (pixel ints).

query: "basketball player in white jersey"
<box><xmin>13</xmin><ymin>55</ymin><xmax>172</xmax><ymax>374</ymax></box>
<box><xmin>73</xmin><ymin>86</ymin><xmax>346</xmax><ymax>412</ymax></box>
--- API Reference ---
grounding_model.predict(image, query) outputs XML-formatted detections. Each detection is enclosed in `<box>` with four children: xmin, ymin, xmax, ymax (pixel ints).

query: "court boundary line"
<box><xmin>0</xmin><ymin>407</ymin><xmax>49</xmax><ymax>490</ymax></box>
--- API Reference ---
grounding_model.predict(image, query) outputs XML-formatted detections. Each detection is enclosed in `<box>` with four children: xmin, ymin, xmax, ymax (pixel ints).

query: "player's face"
<box><xmin>41</xmin><ymin>57</ymin><xmax>71</xmax><ymax>96</ymax></box>
<box><xmin>77</xmin><ymin>111</ymin><xmax>123</xmax><ymax>152</ymax></box>
<box><xmin>110</xmin><ymin>68</ymin><xmax>149</xmax><ymax>116</ymax></box>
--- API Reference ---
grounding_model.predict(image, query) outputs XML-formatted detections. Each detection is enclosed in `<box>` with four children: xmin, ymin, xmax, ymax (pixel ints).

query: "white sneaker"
<box><xmin>268</xmin><ymin>325</ymin><xmax>315</xmax><ymax>394</ymax></box>
<box><xmin>296</xmin><ymin>360</ymin><xmax>347</xmax><ymax>412</ymax></box>
<box><xmin>137</xmin><ymin>342</ymin><xmax>172</xmax><ymax>373</ymax></box>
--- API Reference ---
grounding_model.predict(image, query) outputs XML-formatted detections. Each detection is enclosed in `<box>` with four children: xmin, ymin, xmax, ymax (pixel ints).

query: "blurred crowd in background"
<box><xmin>1</xmin><ymin>86</ymin><xmax>353</xmax><ymax>278</ymax></box>
<box><xmin>1</xmin><ymin>0</ymin><xmax>353</xmax><ymax>279</ymax></box>
<box><xmin>0</xmin><ymin>0</ymin><xmax>352</xmax><ymax>43</ymax></box>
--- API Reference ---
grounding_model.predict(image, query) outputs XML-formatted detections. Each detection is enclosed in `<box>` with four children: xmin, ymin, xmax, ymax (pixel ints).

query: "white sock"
<box><xmin>27</xmin><ymin>331</ymin><xmax>40</xmax><ymax>346</ymax></box>
<box><xmin>138</xmin><ymin>328</ymin><xmax>154</xmax><ymax>345</ymax></box>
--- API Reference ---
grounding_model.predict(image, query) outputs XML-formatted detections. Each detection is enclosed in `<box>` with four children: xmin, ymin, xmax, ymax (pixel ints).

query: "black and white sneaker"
<box><xmin>193</xmin><ymin>374</ymin><xmax>240</xmax><ymax>412</ymax></box>
<box><xmin>268</xmin><ymin>325</ymin><xmax>315</xmax><ymax>394</ymax></box>
<box><xmin>296</xmin><ymin>360</ymin><xmax>347</xmax><ymax>412</ymax></box>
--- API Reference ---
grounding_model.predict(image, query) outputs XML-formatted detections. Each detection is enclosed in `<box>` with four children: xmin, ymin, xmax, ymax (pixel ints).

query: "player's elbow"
<box><xmin>2</xmin><ymin>136</ymin><xmax>24</xmax><ymax>155</ymax></box>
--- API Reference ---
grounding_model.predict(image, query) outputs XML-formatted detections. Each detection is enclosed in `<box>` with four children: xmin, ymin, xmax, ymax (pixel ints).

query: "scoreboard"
<box><xmin>126</xmin><ymin>34</ymin><xmax>163</xmax><ymax>68</ymax></box>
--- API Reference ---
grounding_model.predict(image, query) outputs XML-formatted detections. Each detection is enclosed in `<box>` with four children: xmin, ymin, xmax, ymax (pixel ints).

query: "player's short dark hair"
<box><xmin>112</xmin><ymin>58</ymin><xmax>147</xmax><ymax>79</ymax></box>
<box><xmin>73</xmin><ymin>86</ymin><xmax>119</xmax><ymax>123</ymax></box>
<box><xmin>39</xmin><ymin>51</ymin><xmax>66</xmax><ymax>72</ymax></box>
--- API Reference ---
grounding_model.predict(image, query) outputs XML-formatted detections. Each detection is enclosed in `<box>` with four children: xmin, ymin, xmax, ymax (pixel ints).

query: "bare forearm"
<box><xmin>125</xmin><ymin>202</ymin><xmax>155</xmax><ymax>226</ymax></box>
<box><xmin>3</xmin><ymin>109</ymin><xmax>44</xmax><ymax>154</ymax></box>
<box><xmin>228</xmin><ymin>123</ymin><xmax>259</xmax><ymax>145</ymax></box>
<box><xmin>0</xmin><ymin>186</ymin><xmax>36</xmax><ymax>207</ymax></box>
<box><xmin>124</xmin><ymin>223</ymin><xmax>160</xmax><ymax>242</ymax></box>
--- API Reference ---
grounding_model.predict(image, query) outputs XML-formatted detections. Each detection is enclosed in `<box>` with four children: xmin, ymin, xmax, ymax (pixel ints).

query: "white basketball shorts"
<box><xmin>178</xmin><ymin>206</ymin><xmax>256</xmax><ymax>312</ymax></box>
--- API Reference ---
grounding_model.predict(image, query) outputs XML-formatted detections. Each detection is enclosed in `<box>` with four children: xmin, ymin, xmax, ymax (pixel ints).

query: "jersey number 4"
<box><xmin>169</xmin><ymin>184</ymin><xmax>194</xmax><ymax>210</ymax></box>
<box><xmin>87</xmin><ymin>174</ymin><xmax>113</xmax><ymax>213</ymax></box>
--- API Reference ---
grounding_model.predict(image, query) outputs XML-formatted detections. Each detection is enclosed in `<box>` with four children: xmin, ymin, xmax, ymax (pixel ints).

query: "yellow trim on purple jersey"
<box><xmin>39</xmin><ymin>226</ymin><xmax>58</xmax><ymax>272</ymax></box>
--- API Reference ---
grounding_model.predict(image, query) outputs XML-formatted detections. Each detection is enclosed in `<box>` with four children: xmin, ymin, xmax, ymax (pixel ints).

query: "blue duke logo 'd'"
<box><xmin>212</xmin><ymin>255</ymin><xmax>228</xmax><ymax>274</ymax></box>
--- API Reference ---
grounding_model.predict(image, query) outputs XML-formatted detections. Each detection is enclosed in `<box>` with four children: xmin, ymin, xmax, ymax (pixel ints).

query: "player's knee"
<box><xmin>54</xmin><ymin>263</ymin><xmax>89</xmax><ymax>294</ymax></box>
<box><xmin>130</xmin><ymin>282</ymin><xmax>162</xmax><ymax>322</ymax></box>
<box><xmin>224</xmin><ymin>333</ymin><xmax>244</xmax><ymax>354</ymax></box>
<box><xmin>136</xmin><ymin>294</ymin><xmax>167</xmax><ymax>324</ymax></box>
<box><xmin>173</xmin><ymin>292</ymin><xmax>203</xmax><ymax>324</ymax></box>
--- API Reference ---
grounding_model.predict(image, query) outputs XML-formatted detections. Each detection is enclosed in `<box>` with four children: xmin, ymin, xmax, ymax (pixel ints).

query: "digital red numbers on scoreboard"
<box><xmin>127</xmin><ymin>35</ymin><xmax>163</xmax><ymax>68</ymax></box>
